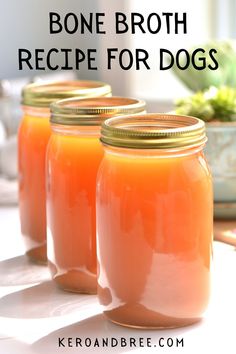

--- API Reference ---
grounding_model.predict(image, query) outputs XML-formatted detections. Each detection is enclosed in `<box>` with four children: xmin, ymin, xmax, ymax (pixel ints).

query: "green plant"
<box><xmin>175</xmin><ymin>86</ymin><xmax>236</xmax><ymax>122</ymax></box>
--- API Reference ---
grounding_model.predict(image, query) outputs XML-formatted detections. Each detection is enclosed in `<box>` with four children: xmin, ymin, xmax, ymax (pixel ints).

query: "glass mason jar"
<box><xmin>97</xmin><ymin>114</ymin><xmax>213</xmax><ymax>328</ymax></box>
<box><xmin>18</xmin><ymin>81</ymin><xmax>111</xmax><ymax>263</ymax></box>
<box><xmin>46</xmin><ymin>97</ymin><xmax>146</xmax><ymax>293</ymax></box>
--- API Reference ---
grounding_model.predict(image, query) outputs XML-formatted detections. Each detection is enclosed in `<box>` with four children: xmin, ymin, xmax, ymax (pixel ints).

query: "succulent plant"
<box><xmin>175</xmin><ymin>86</ymin><xmax>236</xmax><ymax>122</ymax></box>
<box><xmin>209</xmin><ymin>86</ymin><xmax>236</xmax><ymax>121</ymax></box>
<box><xmin>176</xmin><ymin>92</ymin><xmax>214</xmax><ymax>122</ymax></box>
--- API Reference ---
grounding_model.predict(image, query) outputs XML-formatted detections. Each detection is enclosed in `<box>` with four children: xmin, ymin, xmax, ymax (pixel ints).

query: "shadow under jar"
<box><xmin>18</xmin><ymin>80</ymin><xmax>111</xmax><ymax>264</ymax></box>
<box><xmin>46</xmin><ymin>97</ymin><xmax>146</xmax><ymax>293</ymax></box>
<box><xmin>97</xmin><ymin>113</ymin><xmax>213</xmax><ymax>328</ymax></box>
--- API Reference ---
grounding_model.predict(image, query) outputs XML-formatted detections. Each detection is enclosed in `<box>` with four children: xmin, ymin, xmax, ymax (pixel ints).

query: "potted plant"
<box><xmin>175</xmin><ymin>86</ymin><xmax>236</xmax><ymax>219</ymax></box>
<box><xmin>172</xmin><ymin>41</ymin><xmax>236</xmax><ymax>219</ymax></box>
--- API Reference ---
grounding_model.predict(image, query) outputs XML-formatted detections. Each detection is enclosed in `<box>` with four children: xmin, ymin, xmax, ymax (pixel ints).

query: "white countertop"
<box><xmin>0</xmin><ymin>206</ymin><xmax>236</xmax><ymax>354</ymax></box>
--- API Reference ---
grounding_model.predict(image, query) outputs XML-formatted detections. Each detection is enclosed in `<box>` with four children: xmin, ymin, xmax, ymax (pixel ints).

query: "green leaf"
<box><xmin>175</xmin><ymin>86</ymin><xmax>236</xmax><ymax>122</ymax></box>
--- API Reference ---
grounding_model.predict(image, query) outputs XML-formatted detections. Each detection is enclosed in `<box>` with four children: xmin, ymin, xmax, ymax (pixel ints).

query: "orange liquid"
<box><xmin>97</xmin><ymin>147</ymin><xmax>213</xmax><ymax>328</ymax></box>
<box><xmin>18</xmin><ymin>112</ymin><xmax>51</xmax><ymax>263</ymax></box>
<box><xmin>47</xmin><ymin>129</ymin><xmax>103</xmax><ymax>293</ymax></box>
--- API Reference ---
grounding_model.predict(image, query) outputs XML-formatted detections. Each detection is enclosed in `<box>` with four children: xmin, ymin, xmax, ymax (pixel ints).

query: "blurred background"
<box><xmin>0</xmin><ymin>0</ymin><xmax>236</xmax><ymax>220</ymax></box>
<box><xmin>1</xmin><ymin>0</ymin><xmax>233</xmax><ymax>101</ymax></box>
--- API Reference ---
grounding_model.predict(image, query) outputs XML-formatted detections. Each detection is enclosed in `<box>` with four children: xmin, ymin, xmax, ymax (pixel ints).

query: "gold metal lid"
<box><xmin>101</xmin><ymin>113</ymin><xmax>207</xmax><ymax>149</ymax></box>
<box><xmin>22</xmin><ymin>80</ymin><xmax>112</xmax><ymax>107</ymax></box>
<box><xmin>50</xmin><ymin>96</ymin><xmax>146</xmax><ymax>126</ymax></box>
